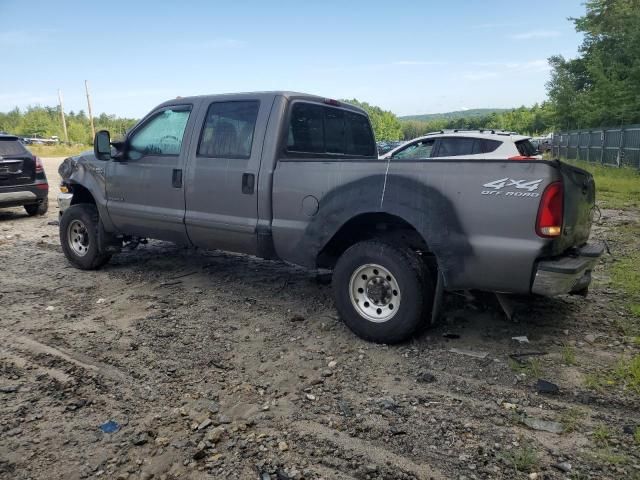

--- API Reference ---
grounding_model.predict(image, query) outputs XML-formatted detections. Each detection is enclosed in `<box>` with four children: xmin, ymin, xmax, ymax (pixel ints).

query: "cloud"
<box><xmin>392</xmin><ymin>60</ymin><xmax>444</xmax><ymax>66</ymax></box>
<box><xmin>470</xmin><ymin>59</ymin><xmax>550</xmax><ymax>72</ymax></box>
<box><xmin>464</xmin><ymin>71</ymin><xmax>500</xmax><ymax>80</ymax></box>
<box><xmin>472</xmin><ymin>23</ymin><xmax>512</xmax><ymax>29</ymax></box>
<box><xmin>510</xmin><ymin>30</ymin><xmax>561</xmax><ymax>40</ymax></box>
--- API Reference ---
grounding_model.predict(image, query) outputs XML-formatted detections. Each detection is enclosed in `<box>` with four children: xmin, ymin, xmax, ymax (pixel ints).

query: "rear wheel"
<box><xmin>24</xmin><ymin>197</ymin><xmax>48</xmax><ymax>216</ymax></box>
<box><xmin>332</xmin><ymin>240</ymin><xmax>434</xmax><ymax>344</ymax></box>
<box><xmin>59</xmin><ymin>204</ymin><xmax>111</xmax><ymax>270</ymax></box>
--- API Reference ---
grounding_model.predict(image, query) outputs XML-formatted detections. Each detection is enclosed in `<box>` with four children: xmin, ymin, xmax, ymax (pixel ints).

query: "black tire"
<box><xmin>59</xmin><ymin>204</ymin><xmax>111</xmax><ymax>270</ymax></box>
<box><xmin>332</xmin><ymin>240</ymin><xmax>434</xmax><ymax>344</ymax></box>
<box><xmin>24</xmin><ymin>197</ymin><xmax>48</xmax><ymax>216</ymax></box>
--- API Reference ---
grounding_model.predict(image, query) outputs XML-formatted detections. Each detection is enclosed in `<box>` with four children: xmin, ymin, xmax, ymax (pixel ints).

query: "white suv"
<box><xmin>381</xmin><ymin>130</ymin><xmax>541</xmax><ymax>160</ymax></box>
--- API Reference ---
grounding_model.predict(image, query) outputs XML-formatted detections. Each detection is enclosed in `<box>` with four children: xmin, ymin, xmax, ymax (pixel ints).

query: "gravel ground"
<box><xmin>1</xmin><ymin>157</ymin><xmax>639</xmax><ymax>480</ymax></box>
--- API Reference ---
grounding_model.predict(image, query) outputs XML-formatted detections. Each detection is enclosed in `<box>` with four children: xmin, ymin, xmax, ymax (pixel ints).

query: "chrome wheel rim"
<box><xmin>349</xmin><ymin>263</ymin><xmax>401</xmax><ymax>323</ymax></box>
<box><xmin>68</xmin><ymin>219</ymin><xmax>90</xmax><ymax>257</ymax></box>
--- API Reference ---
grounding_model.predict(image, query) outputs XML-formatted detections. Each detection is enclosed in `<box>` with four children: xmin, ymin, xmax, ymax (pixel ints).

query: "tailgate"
<box><xmin>554</xmin><ymin>161</ymin><xmax>595</xmax><ymax>252</ymax></box>
<box><xmin>0</xmin><ymin>155</ymin><xmax>36</xmax><ymax>187</ymax></box>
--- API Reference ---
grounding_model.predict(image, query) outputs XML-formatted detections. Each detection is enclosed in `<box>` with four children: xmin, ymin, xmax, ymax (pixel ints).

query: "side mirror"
<box><xmin>94</xmin><ymin>130</ymin><xmax>112</xmax><ymax>161</ymax></box>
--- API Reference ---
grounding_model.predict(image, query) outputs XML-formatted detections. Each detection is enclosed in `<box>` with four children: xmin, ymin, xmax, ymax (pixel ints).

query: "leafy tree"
<box><xmin>342</xmin><ymin>99</ymin><xmax>404</xmax><ymax>141</ymax></box>
<box><xmin>0</xmin><ymin>106</ymin><xmax>137</xmax><ymax>144</ymax></box>
<box><xmin>547</xmin><ymin>0</ymin><xmax>640</xmax><ymax>128</ymax></box>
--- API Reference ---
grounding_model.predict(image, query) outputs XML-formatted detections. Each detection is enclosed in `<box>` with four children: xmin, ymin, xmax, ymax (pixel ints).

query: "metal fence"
<box><xmin>551</xmin><ymin>124</ymin><xmax>640</xmax><ymax>169</ymax></box>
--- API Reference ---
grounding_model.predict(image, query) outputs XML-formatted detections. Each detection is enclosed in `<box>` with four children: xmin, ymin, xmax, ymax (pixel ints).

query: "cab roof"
<box><xmin>155</xmin><ymin>91</ymin><xmax>368</xmax><ymax>115</ymax></box>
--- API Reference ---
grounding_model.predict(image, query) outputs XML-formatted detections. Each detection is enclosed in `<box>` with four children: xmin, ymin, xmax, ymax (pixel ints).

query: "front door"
<box><xmin>106</xmin><ymin>105</ymin><xmax>196</xmax><ymax>243</ymax></box>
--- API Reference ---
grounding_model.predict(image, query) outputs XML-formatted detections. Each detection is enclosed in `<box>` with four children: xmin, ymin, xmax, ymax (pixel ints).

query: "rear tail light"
<box><xmin>508</xmin><ymin>155</ymin><xmax>536</xmax><ymax>160</ymax></box>
<box><xmin>34</xmin><ymin>156</ymin><xmax>44</xmax><ymax>173</ymax></box>
<box><xmin>536</xmin><ymin>182</ymin><xmax>563</xmax><ymax>237</ymax></box>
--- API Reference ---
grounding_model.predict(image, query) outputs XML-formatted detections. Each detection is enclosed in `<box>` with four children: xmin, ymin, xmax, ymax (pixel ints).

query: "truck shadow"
<box><xmin>103</xmin><ymin>239</ymin><xmax>577</xmax><ymax>347</ymax></box>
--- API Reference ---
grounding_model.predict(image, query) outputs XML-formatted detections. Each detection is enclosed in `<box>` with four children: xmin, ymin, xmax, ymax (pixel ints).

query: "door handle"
<box><xmin>242</xmin><ymin>173</ymin><xmax>255</xmax><ymax>194</ymax></box>
<box><xmin>172</xmin><ymin>169</ymin><xmax>182</xmax><ymax>188</ymax></box>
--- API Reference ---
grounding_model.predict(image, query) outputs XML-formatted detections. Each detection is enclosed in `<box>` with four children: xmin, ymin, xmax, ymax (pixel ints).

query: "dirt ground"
<box><xmin>1</xmin><ymin>157</ymin><xmax>639</xmax><ymax>480</ymax></box>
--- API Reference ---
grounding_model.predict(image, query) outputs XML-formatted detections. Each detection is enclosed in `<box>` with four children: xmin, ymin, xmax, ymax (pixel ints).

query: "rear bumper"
<box><xmin>0</xmin><ymin>184</ymin><xmax>48</xmax><ymax>208</ymax></box>
<box><xmin>531</xmin><ymin>242</ymin><xmax>604</xmax><ymax>296</ymax></box>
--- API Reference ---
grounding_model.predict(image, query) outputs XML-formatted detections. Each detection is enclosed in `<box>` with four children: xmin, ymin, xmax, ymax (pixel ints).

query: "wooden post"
<box><xmin>58</xmin><ymin>89</ymin><xmax>69</xmax><ymax>143</ymax></box>
<box><xmin>85</xmin><ymin>80</ymin><xmax>96</xmax><ymax>139</ymax></box>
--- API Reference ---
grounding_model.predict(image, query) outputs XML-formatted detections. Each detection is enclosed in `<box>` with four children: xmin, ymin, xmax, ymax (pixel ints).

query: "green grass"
<box><xmin>635</xmin><ymin>426</ymin><xmax>640</xmax><ymax>445</ymax></box>
<box><xmin>499</xmin><ymin>445</ymin><xmax>539</xmax><ymax>473</ymax></box>
<box><xmin>562</xmin><ymin>344</ymin><xmax>577</xmax><ymax>366</ymax></box>
<box><xmin>593</xmin><ymin>424</ymin><xmax>612</xmax><ymax>446</ymax></box>
<box><xmin>613</xmin><ymin>355</ymin><xmax>640</xmax><ymax>394</ymax></box>
<box><xmin>560</xmin><ymin>407</ymin><xmax>586</xmax><ymax>433</ymax></box>
<box><xmin>588</xmin><ymin>448</ymin><xmax>630</xmax><ymax>466</ymax></box>
<box><xmin>584</xmin><ymin>355</ymin><xmax>640</xmax><ymax>396</ymax></box>
<box><xmin>567</xmin><ymin>161</ymin><xmax>640</xmax><ymax>209</ymax></box>
<box><xmin>508</xmin><ymin>357</ymin><xmax>543</xmax><ymax>377</ymax></box>
<box><xmin>26</xmin><ymin>144</ymin><xmax>90</xmax><ymax>157</ymax></box>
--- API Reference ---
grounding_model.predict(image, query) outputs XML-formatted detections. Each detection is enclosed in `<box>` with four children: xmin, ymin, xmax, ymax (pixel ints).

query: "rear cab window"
<box><xmin>285</xmin><ymin>102</ymin><xmax>376</xmax><ymax>158</ymax></box>
<box><xmin>0</xmin><ymin>137</ymin><xmax>29</xmax><ymax>156</ymax></box>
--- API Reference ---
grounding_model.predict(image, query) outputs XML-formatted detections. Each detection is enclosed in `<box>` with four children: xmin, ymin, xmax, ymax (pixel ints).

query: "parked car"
<box><xmin>57</xmin><ymin>92</ymin><xmax>601</xmax><ymax>344</ymax></box>
<box><xmin>0</xmin><ymin>134</ymin><xmax>49</xmax><ymax>216</ymax></box>
<box><xmin>381</xmin><ymin>130</ymin><xmax>541</xmax><ymax>160</ymax></box>
<box><xmin>377</xmin><ymin>140</ymin><xmax>404</xmax><ymax>156</ymax></box>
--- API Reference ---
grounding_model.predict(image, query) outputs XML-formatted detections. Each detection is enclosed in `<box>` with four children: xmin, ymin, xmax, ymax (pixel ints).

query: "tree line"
<box><xmin>0</xmin><ymin>106</ymin><xmax>137</xmax><ymax>144</ymax></box>
<box><xmin>2</xmin><ymin>1</ymin><xmax>636</xmax><ymax>145</ymax></box>
<box><xmin>400</xmin><ymin>0</ymin><xmax>640</xmax><ymax>140</ymax></box>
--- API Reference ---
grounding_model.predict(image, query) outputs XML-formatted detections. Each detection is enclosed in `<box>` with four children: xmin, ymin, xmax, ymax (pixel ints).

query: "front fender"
<box><xmin>58</xmin><ymin>153</ymin><xmax>115</xmax><ymax>232</ymax></box>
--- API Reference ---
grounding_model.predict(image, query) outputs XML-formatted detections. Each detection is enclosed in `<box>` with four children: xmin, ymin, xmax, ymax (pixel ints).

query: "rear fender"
<box><xmin>298</xmin><ymin>175</ymin><xmax>473</xmax><ymax>288</ymax></box>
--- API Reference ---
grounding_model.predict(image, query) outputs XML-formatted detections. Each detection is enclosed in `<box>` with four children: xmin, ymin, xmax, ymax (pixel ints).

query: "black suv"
<box><xmin>0</xmin><ymin>134</ymin><xmax>49</xmax><ymax>216</ymax></box>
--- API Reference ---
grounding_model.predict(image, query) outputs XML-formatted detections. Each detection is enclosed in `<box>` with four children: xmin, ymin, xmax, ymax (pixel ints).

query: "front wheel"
<box><xmin>332</xmin><ymin>240</ymin><xmax>434</xmax><ymax>344</ymax></box>
<box><xmin>59</xmin><ymin>204</ymin><xmax>111</xmax><ymax>270</ymax></box>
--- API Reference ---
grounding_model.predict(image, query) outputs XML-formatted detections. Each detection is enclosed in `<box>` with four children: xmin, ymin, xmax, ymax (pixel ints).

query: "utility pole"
<box><xmin>85</xmin><ymin>80</ymin><xmax>96</xmax><ymax>139</ymax></box>
<box><xmin>58</xmin><ymin>89</ymin><xmax>69</xmax><ymax>143</ymax></box>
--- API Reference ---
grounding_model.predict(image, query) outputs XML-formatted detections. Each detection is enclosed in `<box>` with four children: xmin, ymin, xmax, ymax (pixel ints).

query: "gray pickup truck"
<box><xmin>58</xmin><ymin>91</ymin><xmax>602</xmax><ymax>343</ymax></box>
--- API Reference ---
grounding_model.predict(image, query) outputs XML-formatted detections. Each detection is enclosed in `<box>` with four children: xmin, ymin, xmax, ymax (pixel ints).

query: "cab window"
<box><xmin>198</xmin><ymin>101</ymin><xmax>260</xmax><ymax>159</ymax></box>
<box><xmin>129</xmin><ymin>107</ymin><xmax>191</xmax><ymax>159</ymax></box>
<box><xmin>391</xmin><ymin>139</ymin><xmax>435</xmax><ymax>160</ymax></box>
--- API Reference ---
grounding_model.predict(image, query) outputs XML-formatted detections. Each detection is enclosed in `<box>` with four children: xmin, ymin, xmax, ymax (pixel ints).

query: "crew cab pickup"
<box><xmin>58</xmin><ymin>91</ymin><xmax>602</xmax><ymax>343</ymax></box>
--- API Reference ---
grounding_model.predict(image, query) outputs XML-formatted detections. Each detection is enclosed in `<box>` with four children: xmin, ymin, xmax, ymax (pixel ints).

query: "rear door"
<box><xmin>0</xmin><ymin>137</ymin><xmax>35</xmax><ymax>188</ymax></box>
<box><xmin>106</xmin><ymin>104</ymin><xmax>196</xmax><ymax>243</ymax></box>
<box><xmin>184</xmin><ymin>96</ymin><xmax>273</xmax><ymax>255</ymax></box>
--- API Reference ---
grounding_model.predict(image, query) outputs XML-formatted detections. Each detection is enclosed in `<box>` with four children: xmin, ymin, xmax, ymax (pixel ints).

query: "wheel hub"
<box><xmin>366</xmin><ymin>278</ymin><xmax>392</xmax><ymax>305</ymax></box>
<box><xmin>349</xmin><ymin>264</ymin><xmax>401</xmax><ymax>323</ymax></box>
<box><xmin>68</xmin><ymin>219</ymin><xmax>90</xmax><ymax>257</ymax></box>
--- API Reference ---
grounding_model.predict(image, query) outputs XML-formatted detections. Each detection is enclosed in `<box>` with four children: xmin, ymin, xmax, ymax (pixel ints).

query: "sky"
<box><xmin>0</xmin><ymin>0</ymin><xmax>586</xmax><ymax>118</ymax></box>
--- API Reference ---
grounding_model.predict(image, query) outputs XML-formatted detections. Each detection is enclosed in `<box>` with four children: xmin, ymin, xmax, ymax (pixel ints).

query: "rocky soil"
<box><xmin>0</xmin><ymin>158</ymin><xmax>639</xmax><ymax>480</ymax></box>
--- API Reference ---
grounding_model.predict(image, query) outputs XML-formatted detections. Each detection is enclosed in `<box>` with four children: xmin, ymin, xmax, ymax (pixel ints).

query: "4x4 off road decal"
<box><xmin>481</xmin><ymin>177</ymin><xmax>543</xmax><ymax>197</ymax></box>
